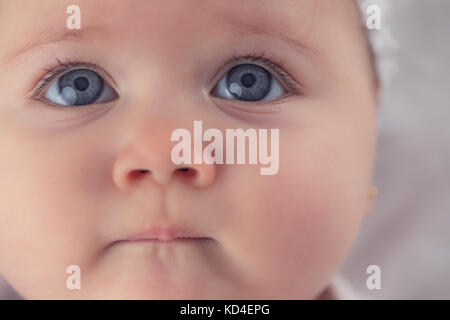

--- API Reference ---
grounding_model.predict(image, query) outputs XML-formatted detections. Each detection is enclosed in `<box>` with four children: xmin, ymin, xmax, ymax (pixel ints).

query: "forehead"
<box><xmin>0</xmin><ymin>0</ymin><xmax>359</xmax><ymax>41</ymax></box>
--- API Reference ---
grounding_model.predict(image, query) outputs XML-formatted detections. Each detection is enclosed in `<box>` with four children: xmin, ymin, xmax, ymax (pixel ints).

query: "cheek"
<box><xmin>0</xmin><ymin>129</ymin><xmax>104</xmax><ymax>297</ymax></box>
<box><xmin>225</xmin><ymin>129</ymin><xmax>367</xmax><ymax>298</ymax></box>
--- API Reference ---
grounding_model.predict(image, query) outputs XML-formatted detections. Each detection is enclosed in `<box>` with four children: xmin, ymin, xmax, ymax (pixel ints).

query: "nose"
<box><xmin>112</xmin><ymin>120</ymin><xmax>216</xmax><ymax>191</ymax></box>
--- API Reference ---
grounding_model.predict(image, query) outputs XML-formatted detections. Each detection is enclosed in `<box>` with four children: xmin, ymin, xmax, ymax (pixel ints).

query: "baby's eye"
<box><xmin>212</xmin><ymin>63</ymin><xmax>285</xmax><ymax>102</ymax></box>
<box><xmin>43</xmin><ymin>68</ymin><xmax>118</xmax><ymax>106</ymax></box>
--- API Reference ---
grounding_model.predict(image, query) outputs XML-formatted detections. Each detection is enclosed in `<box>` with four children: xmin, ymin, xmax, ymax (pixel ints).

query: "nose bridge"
<box><xmin>109</xmin><ymin>39</ymin><xmax>219</xmax><ymax>189</ymax></box>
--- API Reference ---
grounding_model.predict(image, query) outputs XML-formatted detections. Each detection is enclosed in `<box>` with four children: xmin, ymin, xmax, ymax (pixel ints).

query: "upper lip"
<box><xmin>124</xmin><ymin>225</ymin><xmax>210</xmax><ymax>242</ymax></box>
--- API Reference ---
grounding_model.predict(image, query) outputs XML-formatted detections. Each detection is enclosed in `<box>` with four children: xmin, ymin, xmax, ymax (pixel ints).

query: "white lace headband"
<box><xmin>358</xmin><ymin>0</ymin><xmax>398</xmax><ymax>89</ymax></box>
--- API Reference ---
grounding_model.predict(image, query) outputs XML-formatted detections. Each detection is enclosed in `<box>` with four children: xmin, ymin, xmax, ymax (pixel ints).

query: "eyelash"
<box><xmin>30</xmin><ymin>53</ymin><xmax>302</xmax><ymax>102</ymax></box>
<box><xmin>29</xmin><ymin>58</ymin><xmax>110</xmax><ymax>101</ymax></box>
<box><xmin>223</xmin><ymin>52</ymin><xmax>303</xmax><ymax>97</ymax></box>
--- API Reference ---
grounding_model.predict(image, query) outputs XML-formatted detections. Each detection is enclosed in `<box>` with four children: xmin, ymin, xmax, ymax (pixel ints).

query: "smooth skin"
<box><xmin>0</xmin><ymin>0</ymin><xmax>377</xmax><ymax>299</ymax></box>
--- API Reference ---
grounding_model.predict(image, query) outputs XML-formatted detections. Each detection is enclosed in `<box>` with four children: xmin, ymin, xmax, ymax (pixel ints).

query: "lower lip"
<box><xmin>110</xmin><ymin>237</ymin><xmax>215</xmax><ymax>268</ymax></box>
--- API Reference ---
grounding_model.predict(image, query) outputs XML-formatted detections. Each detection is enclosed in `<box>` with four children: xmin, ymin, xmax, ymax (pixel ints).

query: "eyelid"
<box><xmin>211</xmin><ymin>52</ymin><xmax>305</xmax><ymax>98</ymax></box>
<box><xmin>28</xmin><ymin>58</ymin><xmax>119</xmax><ymax>102</ymax></box>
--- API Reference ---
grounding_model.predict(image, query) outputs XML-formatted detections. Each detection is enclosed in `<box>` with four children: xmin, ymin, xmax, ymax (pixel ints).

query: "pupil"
<box><xmin>74</xmin><ymin>77</ymin><xmax>89</xmax><ymax>91</ymax></box>
<box><xmin>241</xmin><ymin>73</ymin><xmax>256</xmax><ymax>88</ymax></box>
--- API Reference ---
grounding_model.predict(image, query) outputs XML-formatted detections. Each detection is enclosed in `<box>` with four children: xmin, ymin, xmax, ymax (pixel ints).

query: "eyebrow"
<box><xmin>3</xmin><ymin>26</ymin><xmax>107</xmax><ymax>66</ymax></box>
<box><xmin>217</xmin><ymin>15</ymin><xmax>323</xmax><ymax>64</ymax></box>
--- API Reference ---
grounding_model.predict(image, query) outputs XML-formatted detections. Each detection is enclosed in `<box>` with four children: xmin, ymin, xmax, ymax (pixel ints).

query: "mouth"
<box><xmin>121</xmin><ymin>225</ymin><xmax>212</xmax><ymax>243</ymax></box>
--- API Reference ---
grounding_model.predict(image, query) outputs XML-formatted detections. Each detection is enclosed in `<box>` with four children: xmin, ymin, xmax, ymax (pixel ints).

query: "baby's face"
<box><xmin>0</xmin><ymin>0</ymin><xmax>377</xmax><ymax>299</ymax></box>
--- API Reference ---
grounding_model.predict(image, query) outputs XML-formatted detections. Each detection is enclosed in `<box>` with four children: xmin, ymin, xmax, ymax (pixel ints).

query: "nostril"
<box><xmin>128</xmin><ymin>169</ymin><xmax>151</xmax><ymax>181</ymax></box>
<box><xmin>177</xmin><ymin>167</ymin><xmax>197</xmax><ymax>177</ymax></box>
